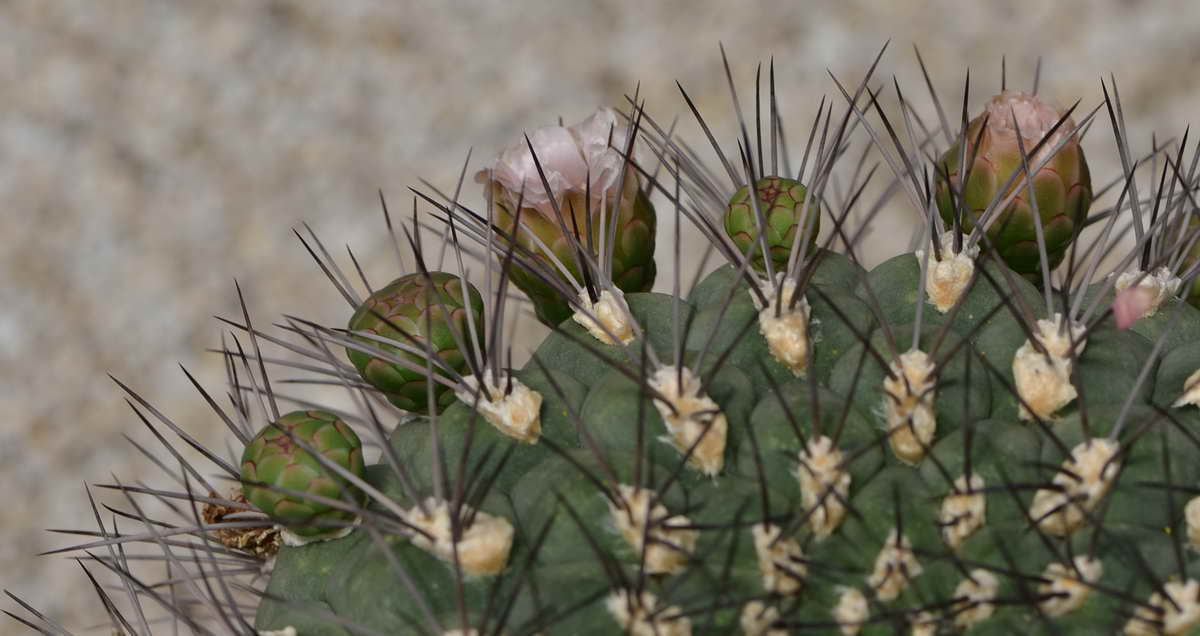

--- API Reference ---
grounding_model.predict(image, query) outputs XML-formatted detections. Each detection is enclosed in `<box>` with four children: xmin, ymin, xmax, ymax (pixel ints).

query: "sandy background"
<box><xmin>3</xmin><ymin>0</ymin><xmax>1198</xmax><ymax>631</ymax></box>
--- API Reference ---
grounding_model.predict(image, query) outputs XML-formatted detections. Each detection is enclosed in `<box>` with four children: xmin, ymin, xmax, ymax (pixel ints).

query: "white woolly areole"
<box><xmin>648</xmin><ymin>366</ymin><xmax>727</xmax><ymax>476</ymax></box>
<box><xmin>832</xmin><ymin>586</ymin><xmax>869</xmax><ymax>636</ymax></box>
<box><xmin>909</xmin><ymin>611</ymin><xmax>939</xmax><ymax>636</ymax></box>
<box><xmin>402</xmin><ymin>498</ymin><xmax>514</xmax><ymax>577</ymax></box>
<box><xmin>952</xmin><ymin>569</ymin><xmax>1000</xmax><ymax>630</ymax></box>
<box><xmin>740</xmin><ymin>601</ymin><xmax>786</xmax><ymax>636</ymax></box>
<box><xmin>608</xmin><ymin>484</ymin><xmax>697</xmax><ymax>575</ymax></box>
<box><xmin>915</xmin><ymin>231</ymin><xmax>979</xmax><ymax>313</ymax></box>
<box><xmin>456</xmin><ymin>370</ymin><xmax>543</xmax><ymax>443</ymax></box>
<box><xmin>984</xmin><ymin>91</ymin><xmax>1075</xmax><ymax>167</ymax></box>
<box><xmin>442</xmin><ymin>631</ymin><xmax>479</xmax><ymax>636</ymax></box>
<box><xmin>1039</xmin><ymin>556</ymin><xmax>1103</xmax><ymax>618</ymax></box>
<box><xmin>1115</xmin><ymin>267</ymin><xmax>1181</xmax><ymax>318</ymax></box>
<box><xmin>259</xmin><ymin>628</ymin><xmax>297</xmax><ymax>636</ymax></box>
<box><xmin>752</xmin><ymin>276</ymin><xmax>813</xmax><ymax>377</ymax></box>
<box><xmin>278</xmin><ymin>516</ymin><xmax>360</xmax><ymax>547</ymax></box>
<box><xmin>1173</xmin><ymin>368</ymin><xmax>1200</xmax><ymax>408</ymax></box>
<box><xmin>796</xmin><ymin>436</ymin><xmax>851</xmax><ymax>540</ymax></box>
<box><xmin>1125</xmin><ymin>579</ymin><xmax>1200</xmax><ymax>635</ymax></box>
<box><xmin>606</xmin><ymin>589</ymin><xmax>692</xmax><ymax>636</ymax></box>
<box><xmin>939</xmin><ymin>473</ymin><xmax>986</xmax><ymax>550</ymax></box>
<box><xmin>1013</xmin><ymin>313</ymin><xmax>1086</xmax><ymax>421</ymax></box>
<box><xmin>868</xmin><ymin>528</ymin><xmax>923</xmax><ymax>602</ymax></box>
<box><xmin>1186</xmin><ymin>497</ymin><xmax>1200</xmax><ymax>552</ymax></box>
<box><xmin>1030</xmin><ymin>438</ymin><xmax>1119</xmax><ymax>537</ymax></box>
<box><xmin>484</xmin><ymin>107</ymin><xmax>632</xmax><ymax>220</ymax></box>
<box><xmin>752</xmin><ymin>523</ymin><xmax>806</xmax><ymax>595</ymax></box>
<box><xmin>572</xmin><ymin>288</ymin><xmax>636</xmax><ymax>345</ymax></box>
<box><xmin>883</xmin><ymin>349</ymin><xmax>938</xmax><ymax>466</ymax></box>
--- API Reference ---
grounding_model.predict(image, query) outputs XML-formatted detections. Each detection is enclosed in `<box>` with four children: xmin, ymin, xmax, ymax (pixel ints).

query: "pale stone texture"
<box><xmin>3</xmin><ymin>0</ymin><xmax>1198</xmax><ymax>629</ymax></box>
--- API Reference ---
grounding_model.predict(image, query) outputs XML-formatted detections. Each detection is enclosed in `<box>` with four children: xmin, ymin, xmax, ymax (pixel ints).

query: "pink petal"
<box><xmin>572</xmin><ymin>107</ymin><xmax>631</xmax><ymax>199</ymax></box>
<box><xmin>491</xmin><ymin>126</ymin><xmax>585</xmax><ymax>217</ymax></box>
<box><xmin>485</xmin><ymin>108</ymin><xmax>635</xmax><ymax>220</ymax></box>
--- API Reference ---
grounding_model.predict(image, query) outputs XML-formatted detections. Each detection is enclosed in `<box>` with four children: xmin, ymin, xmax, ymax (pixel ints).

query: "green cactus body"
<box><xmin>493</xmin><ymin>174</ymin><xmax>657</xmax><ymax>326</ymax></box>
<box><xmin>346</xmin><ymin>272</ymin><xmax>484</xmax><ymax>413</ymax></box>
<box><xmin>252</xmin><ymin>250</ymin><xmax>1199</xmax><ymax>635</ymax></box>
<box><xmin>934</xmin><ymin>92</ymin><xmax>1092</xmax><ymax>282</ymax></box>
<box><xmin>725</xmin><ymin>176</ymin><xmax>817</xmax><ymax>272</ymax></box>
<box><xmin>241</xmin><ymin>410</ymin><xmax>366</xmax><ymax>538</ymax></box>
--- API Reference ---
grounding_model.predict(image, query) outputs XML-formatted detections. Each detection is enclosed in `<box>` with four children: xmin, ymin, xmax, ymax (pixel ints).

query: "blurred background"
<box><xmin>3</xmin><ymin>0</ymin><xmax>1197</xmax><ymax>630</ymax></box>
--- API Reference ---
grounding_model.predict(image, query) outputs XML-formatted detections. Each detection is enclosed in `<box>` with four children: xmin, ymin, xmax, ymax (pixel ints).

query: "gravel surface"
<box><xmin>3</xmin><ymin>0</ymin><xmax>1197</xmax><ymax>630</ymax></box>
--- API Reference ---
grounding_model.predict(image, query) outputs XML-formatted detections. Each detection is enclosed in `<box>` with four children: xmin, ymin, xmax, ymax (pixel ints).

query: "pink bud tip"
<box><xmin>1112</xmin><ymin>287</ymin><xmax>1156</xmax><ymax>330</ymax></box>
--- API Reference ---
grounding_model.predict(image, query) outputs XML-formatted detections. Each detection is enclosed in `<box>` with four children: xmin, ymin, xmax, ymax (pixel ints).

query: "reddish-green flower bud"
<box><xmin>935</xmin><ymin>91</ymin><xmax>1092</xmax><ymax>282</ymax></box>
<box><xmin>347</xmin><ymin>272</ymin><xmax>484</xmax><ymax>414</ymax></box>
<box><xmin>240</xmin><ymin>410</ymin><xmax>366</xmax><ymax>538</ymax></box>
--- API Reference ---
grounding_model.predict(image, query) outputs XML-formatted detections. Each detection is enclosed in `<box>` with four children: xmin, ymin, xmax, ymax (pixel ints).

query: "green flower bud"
<box><xmin>725</xmin><ymin>176</ymin><xmax>816</xmax><ymax>272</ymax></box>
<box><xmin>935</xmin><ymin>91</ymin><xmax>1092</xmax><ymax>282</ymax></box>
<box><xmin>240</xmin><ymin>410</ymin><xmax>366</xmax><ymax>538</ymax></box>
<box><xmin>347</xmin><ymin>272</ymin><xmax>484</xmax><ymax>413</ymax></box>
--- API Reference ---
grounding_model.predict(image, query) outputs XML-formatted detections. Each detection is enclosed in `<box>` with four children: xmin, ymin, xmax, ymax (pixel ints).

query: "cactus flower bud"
<box><xmin>1112</xmin><ymin>267</ymin><xmax>1181</xmax><ymax>329</ymax></box>
<box><xmin>347</xmin><ymin>272</ymin><xmax>484</xmax><ymax>414</ymax></box>
<box><xmin>240</xmin><ymin>410</ymin><xmax>366</xmax><ymax>539</ymax></box>
<box><xmin>480</xmin><ymin>108</ymin><xmax>656</xmax><ymax>326</ymax></box>
<box><xmin>935</xmin><ymin>91</ymin><xmax>1092</xmax><ymax>282</ymax></box>
<box><xmin>725</xmin><ymin>176</ymin><xmax>817</xmax><ymax>273</ymax></box>
<box><xmin>1112</xmin><ymin>285</ymin><xmax>1158</xmax><ymax>330</ymax></box>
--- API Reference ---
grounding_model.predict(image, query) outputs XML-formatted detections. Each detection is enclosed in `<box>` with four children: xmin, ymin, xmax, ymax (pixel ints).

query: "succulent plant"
<box><xmin>19</xmin><ymin>49</ymin><xmax>1200</xmax><ymax>636</ymax></box>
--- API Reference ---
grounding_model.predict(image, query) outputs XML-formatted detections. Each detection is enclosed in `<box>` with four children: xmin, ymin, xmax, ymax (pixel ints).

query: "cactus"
<box><xmin>16</xmin><ymin>49</ymin><xmax>1200</xmax><ymax>636</ymax></box>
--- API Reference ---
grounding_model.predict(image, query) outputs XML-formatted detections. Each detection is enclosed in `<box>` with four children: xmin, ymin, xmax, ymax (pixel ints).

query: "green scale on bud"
<box><xmin>935</xmin><ymin>91</ymin><xmax>1092</xmax><ymax>282</ymax></box>
<box><xmin>1183</xmin><ymin>213</ymin><xmax>1200</xmax><ymax>309</ymax></box>
<box><xmin>240</xmin><ymin>410</ymin><xmax>366</xmax><ymax>538</ymax></box>
<box><xmin>346</xmin><ymin>272</ymin><xmax>484</xmax><ymax>414</ymax></box>
<box><xmin>725</xmin><ymin>176</ymin><xmax>817</xmax><ymax>272</ymax></box>
<box><xmin>482</xmin><ymin>107</ymin><xmax>656</xmax><ymax>326</ymax></box>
